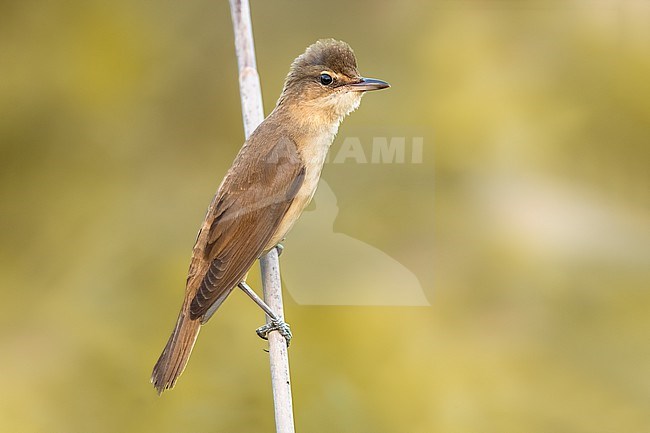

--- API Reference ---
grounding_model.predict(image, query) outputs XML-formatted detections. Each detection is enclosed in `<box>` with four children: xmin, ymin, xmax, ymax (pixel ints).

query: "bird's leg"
<box><xmin>237</xmin><ymin>281</ymin><xmax>292</xmax><ymax>346</ymax></box>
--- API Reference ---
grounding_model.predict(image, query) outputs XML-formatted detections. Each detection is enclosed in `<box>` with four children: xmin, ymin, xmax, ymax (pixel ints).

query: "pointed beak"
<box><xmin>347</xmin><ymin>77</ymin><xmax>390</xmax><ymax>92</ymax></box>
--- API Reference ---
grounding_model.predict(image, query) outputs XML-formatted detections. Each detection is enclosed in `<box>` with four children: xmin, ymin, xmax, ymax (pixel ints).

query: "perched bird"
<box><xmin>151</xmin><ymin>39</ymin><xmax>389</xmax><ymax>394</ymax></box>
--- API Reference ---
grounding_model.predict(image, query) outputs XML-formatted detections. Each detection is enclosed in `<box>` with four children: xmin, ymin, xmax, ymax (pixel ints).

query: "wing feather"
<box><xmin>187</xmin><ymin>127</ymin><xmax>304</xmax><ymax>320</ymax></box>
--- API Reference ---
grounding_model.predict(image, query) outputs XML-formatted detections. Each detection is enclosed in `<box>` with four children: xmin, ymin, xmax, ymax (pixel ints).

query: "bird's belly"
<box><xmin>265</xmin><ymin>150</ymin><xmax>327</xmax><ymax>250</ymax></box>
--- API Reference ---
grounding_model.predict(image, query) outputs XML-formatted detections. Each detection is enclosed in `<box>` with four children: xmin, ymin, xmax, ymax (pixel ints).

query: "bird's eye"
<box><xmin>319</xmin><ymin>73</ymin><xmax>333</xmax><ymax>86</ymax></box>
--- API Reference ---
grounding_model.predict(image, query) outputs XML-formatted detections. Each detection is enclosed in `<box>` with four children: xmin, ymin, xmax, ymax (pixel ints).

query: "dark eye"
<box><xmin>319</xmin><ymin>73</ymin><xmax>333</xmax><ymax>86</ymax></box>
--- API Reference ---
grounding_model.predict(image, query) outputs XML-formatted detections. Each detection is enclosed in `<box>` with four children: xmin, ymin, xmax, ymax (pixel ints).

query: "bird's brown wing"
<box><xmin>187</xmin><ymin>128</ymin><xmax>305</xmax><ymax>321</ymax></box>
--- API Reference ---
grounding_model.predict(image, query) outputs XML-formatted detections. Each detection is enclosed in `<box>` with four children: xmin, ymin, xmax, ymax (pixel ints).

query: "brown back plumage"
<box><xmin>190</xmin><ymin>122</ymin><xmax>304</xmax><ymax>319</ymax></box>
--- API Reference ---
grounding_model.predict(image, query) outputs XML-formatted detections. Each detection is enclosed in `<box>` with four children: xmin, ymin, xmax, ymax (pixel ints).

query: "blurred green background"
<box><xmin>1</xmin><ymin>1</ymin><xmax>649</xmax><ymax>432</ymax></box>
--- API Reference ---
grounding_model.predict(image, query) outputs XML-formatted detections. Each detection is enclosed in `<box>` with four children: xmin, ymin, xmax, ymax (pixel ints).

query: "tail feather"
<box><xmin>151</xmin><ymin>310</ymin><xmax>201</xmax><ymax>394</ymax></box>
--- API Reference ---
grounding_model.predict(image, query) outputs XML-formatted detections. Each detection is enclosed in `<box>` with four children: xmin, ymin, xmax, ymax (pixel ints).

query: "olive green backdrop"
<box><xmin>1</xmin><ymin>1</ymin><xmax>649</xmax><ymax>432</ymax></box>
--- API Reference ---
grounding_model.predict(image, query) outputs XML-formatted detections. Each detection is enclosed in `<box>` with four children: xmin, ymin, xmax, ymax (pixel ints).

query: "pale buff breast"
<box><xmin>265</xmin><ymin>128</ymin><xmax>335</xmax><ymax>250</ymax></box>
<box><xmin>263</xmin><ymin>91</ymin><xmax>362</xmax><ymax>251</ymax></box>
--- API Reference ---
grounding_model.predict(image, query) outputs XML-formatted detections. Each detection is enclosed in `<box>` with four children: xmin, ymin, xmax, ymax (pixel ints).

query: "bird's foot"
<box><xmin>275</xmin><ymin>243</ymin><xmax>284</xmax><ymax>257</ymax></box>
<box><xmin>256</xmin><ymin>319</ymin><xmax>292</xmax><ymax>347</ymax></box>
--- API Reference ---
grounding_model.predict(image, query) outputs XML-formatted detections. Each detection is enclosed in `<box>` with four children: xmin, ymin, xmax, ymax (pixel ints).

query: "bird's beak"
<box><xmin>347</xmin><ymin>77</ymin><xmax>390</xmax><ymax>92</ymax></box>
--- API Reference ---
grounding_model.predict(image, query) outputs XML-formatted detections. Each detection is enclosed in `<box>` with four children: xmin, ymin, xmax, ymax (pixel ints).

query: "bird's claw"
<box><xmin>275</xmin><ymin>243</ymin><xmax>284</xmax><ymax>257</ymax></box>
<box><xmin>256</xmin><ymin>319</ymin><xmax>292</xmax><ymax>347</ymax></box>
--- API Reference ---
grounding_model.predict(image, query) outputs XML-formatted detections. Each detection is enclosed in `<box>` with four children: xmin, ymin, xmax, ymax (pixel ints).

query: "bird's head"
<box><xmin>277</xmin><ymin>39</ymin><xmax>389</xmax><ymax>124</ymax></box>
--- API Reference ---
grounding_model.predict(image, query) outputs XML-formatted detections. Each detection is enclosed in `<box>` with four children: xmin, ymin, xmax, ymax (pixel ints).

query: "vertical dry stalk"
<box><xmin>228</xmin><ymin>1</ymin><xmax>296</xmax><ymax>432</ymax></box>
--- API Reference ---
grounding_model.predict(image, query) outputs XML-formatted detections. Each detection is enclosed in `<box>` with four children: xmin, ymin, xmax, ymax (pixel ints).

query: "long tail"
<box><xmin>151</xmin><ymin>307</ymin><xmax>201</xmax><ymax>394</ymax></box>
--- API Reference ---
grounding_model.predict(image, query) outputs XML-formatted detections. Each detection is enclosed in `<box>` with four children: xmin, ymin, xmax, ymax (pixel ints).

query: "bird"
<box><xmin>151</xmin><ymin>39</ymin><xmax>389</xmax><ymax>394</ymax></box>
